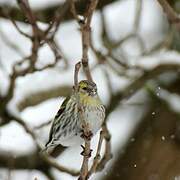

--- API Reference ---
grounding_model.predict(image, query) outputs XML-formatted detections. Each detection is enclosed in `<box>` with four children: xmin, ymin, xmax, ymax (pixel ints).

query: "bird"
<box><xmin>44</xmin><ymin>80</ymin><xmax>105</xmax><ymax>153</ymax></box>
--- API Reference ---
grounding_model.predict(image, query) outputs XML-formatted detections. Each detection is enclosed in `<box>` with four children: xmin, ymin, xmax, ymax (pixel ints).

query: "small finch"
<box><xmin>45</xmin><ymin>80</ymin><xmax>105</xmax><ymax>152</ymax></box>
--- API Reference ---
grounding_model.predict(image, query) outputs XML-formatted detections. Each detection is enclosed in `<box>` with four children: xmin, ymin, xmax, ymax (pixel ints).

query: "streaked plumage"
<box><xmin>45</xmin><ymin>80</ymin><xmax>105</xmax><ymax>152</ymax></box>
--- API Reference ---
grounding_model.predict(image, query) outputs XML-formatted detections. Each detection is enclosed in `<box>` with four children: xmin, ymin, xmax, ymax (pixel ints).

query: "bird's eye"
<box><xmin>82</xmin><ymin>87</ymin><xmax>87</xmax><ymax>90</ymax></box>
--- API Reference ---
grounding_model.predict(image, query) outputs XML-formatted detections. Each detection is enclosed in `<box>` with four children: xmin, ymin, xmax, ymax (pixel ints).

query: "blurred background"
<box><xmin>0</xmin><ymin>0</ymin><xmax>180</xmax><ymax>179</ymax></box>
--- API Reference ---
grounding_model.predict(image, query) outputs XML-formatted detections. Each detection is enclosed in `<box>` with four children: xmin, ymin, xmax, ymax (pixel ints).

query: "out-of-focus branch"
<box><xmin>134</xmin><ymin>0</ymin><xmax>143</xmax><ymax>32</ymax></box>
<box><xmin>34</xmin><ymin>120</ymin><xmax>52</xmax><ymax>130</ymax></box>
<box><xmin>4</xmin><ymin>110</ymin><xmax>79</xmax><ymax>176</ymax></box>
<box><xmin>0</xmin><ymin>0</ymin><xmax>118</xmax><ymax>23</ymax></box>
<box><xmin>0</xmin><ymin>148</ymin><xmax>79</xmax><ymax>176</ymax></box>
<box><xmin>106</xmin><ymin>63</ymin><xmax>180</xmax><ymax>116</ymax></box>
<box><xmin>0</xmin><ymin>150</ymin><xmax>44</xmax><ymax>169</ymax></box>
<box><xmin>0</xmin><ymin>29</ymin><xmax>26</xmax><ymax>56</ymax></box>
<box><xmin>2</xmin><ymin>63</ymin><xmax>180</xmax><ymax>119</ymax></box>
<box><xmin>142</xmin><ymin>29</ymin><xmax>174</xmax><ymax>56</ymax></box>
<box><xmin>90</xmin><ymin>6</ymin><xmax>145</xmax><ymax>74</ymax></box>
<box><xmin>157</xmin><ymin>0</ymin><xmax>180</xmax><ymax>30</ymax></box>
<box><xmin>1</xmin><ymin>62</ymin><xmax>180</xmax><ymax>173</ymax></box>
<box><xmin>105</xmin><ymin>78</ymin><xmax>180</xmax><ymax>180</ymax></box>
<box><xmin>44</xmin><ymin>0</ymin><xmax>70</xmax><ymax>37</ymax></box>
<box><xmin>0</xmin><ymin>85</ymin><xmax>71</xmax><ymax>128</ymax></box>
<box><xmin>40</xmin><ymin>155</ymin><xmax>79</xmax><ymax>176</ymax></box>
<box><xmin>3</xmin><ymin>54</ymin><xmax>64</xmax><ymax>106</ymax></box>
<box><xmin>5</xmin><ymin>111</ymin><xmax>42</xmax><ymax>149</ymax></box>
<box><xmin>17</xmin><ymin>0</ymin><xmax>40</xmax><ymax>75</ymax></box>
<box><xmin>17</xmin><ymin>0</ymin><xmax>39</xmax><ymax>36</ymax></box>
<box><xmin>0</xmin><ymin>0</ymin><xmax>179</xmax><ymax>178</ymax></box>
<box><xmin>43</xmin><ymin>170</ymin><xmax>56</xmax><ymax>180</ymax></box>
<box><xmin>0</xmin><ymin>0</ymin><xmax>68</xmax><ymax>111</ymax></box>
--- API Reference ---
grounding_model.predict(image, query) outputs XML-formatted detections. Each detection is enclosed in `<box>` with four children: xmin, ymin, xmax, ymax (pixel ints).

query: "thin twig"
<box><xmin>79</xmin><ymin>0</ymin><xmax>99</xmax><ymax>81</ymax></box>
<box><xmin>157</xmin><ymin>0</ymin><xmax>180</xmax><ymax>30</ymax></box>
<box><xmin>5</xmin><ymin>111</ymin><xmax>42</xmax><ymax>149</ymax></box>
<box><xmin>6</xmin><ymin>110</ymin><xmax>79</xmax><ymax>176</ymax></box>
<box><xmin>134</xmin><ymin>0</ymin><xmax>143</xmax><ymax>32</ymax></box>
<box><xmin>0</xmin><ymin>29</ymin><xmax>26</xmax><ymax>57</ymax></box>
<box><xmin>78</xmin><ymin>122</ymin><xmax>92</xmax><ymax>180</ymax></box>
<box><xmin>74</xmin><ymin>62</ymin><xmax>93</xmax><ymax>180</ymax></box>
<box><xmin>45</xmin><ymin>0</ymin><xmax>70</xmax><ymax>37</ymax></box>
<box><xmin>70</xmin><ymin>0</ymin><xmax>82</xmax><ymax>23</ymax></box>
<box><xmin>74</xmin><ymin>61</ymin><xmax>81</xmax><ymax>91</ymax></box>
<box><xmin>10</xmin><ymin>18</ymin><xmax>32</xmax><ymax>39</ymax></box>
<box><xmin>72</xmin><ymin>1</ymin><xmax>109</xmax><ymax>179</ymax></box>
<box><xmin>34</xmin><ymin>120</ymin><xmax>51</xmax><ymax>130</ymax></box>
<box><xmin>88</xmin><ymin>130</ymin><xmax>104</xmax><ymax>177</ymax></box>
<box><xmin>17</xmin><ymin>0</ymin><xmax>39</xmax><ymax>36</ymax></box>
<box><xmin>97</xmin><ymin>123</ymin><xmax>112</xmax><ymax>171</ymax></box>
<box><xmin>41</xmin><ymin>155</ymin><xmax>79</xmax><ymax>176</ymax></box>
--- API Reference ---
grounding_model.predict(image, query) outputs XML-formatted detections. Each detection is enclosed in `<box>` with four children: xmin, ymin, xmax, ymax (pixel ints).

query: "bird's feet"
<box><xmin>80</xmin><ymin>129</ymin><xmax>93</xmax><ymax>141</ymax></box>
<box><xmin>80</xmin><ymin>145</ymin><xmax>93</xmax><ymax>158</ymax></box>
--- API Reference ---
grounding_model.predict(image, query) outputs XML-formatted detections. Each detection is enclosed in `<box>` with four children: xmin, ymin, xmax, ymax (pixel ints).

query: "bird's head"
<box><xmin>78</xmin><ymin>80</ymin><xmax>97</xmax><ymax>97</ymax></box>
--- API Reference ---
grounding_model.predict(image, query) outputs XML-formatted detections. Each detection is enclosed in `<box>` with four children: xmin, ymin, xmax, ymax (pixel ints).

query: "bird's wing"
<box><xmin>45</xmin><ymin>96</ymin><xmax>70</xmax><ymax>147</ymax></box>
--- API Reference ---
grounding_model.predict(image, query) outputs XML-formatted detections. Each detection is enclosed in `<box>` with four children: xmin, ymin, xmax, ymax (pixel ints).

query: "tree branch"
<box><xmin>0</xmin><ymin>0</ymin><xmax>118</xmax><ymax>23</ymax></box>
<box><xmin>157</xmin><ymin>0</ymin><xmax>180</xmax><ymax>30</ymax></box>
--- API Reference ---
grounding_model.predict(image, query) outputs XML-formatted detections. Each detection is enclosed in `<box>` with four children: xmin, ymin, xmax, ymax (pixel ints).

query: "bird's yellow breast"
<box><xmin>79</xmin><ymin>93</ymin><xmax>101</xmax><ymax>106</ymax></box>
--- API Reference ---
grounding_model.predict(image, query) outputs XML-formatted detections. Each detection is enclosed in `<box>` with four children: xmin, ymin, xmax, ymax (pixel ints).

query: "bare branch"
<box><xmin>78</xmin><ymin>118</ymin><xmax>92</xmax><ymax>180</ymax></box>
<box><xmin>17</xmin><ymin>85</ymin><xmax>71</xmax><ymax>111</ymax></box>
<box><xmin>157</xmin><ymin>0</ymin><xmax>180</xmax><ymax>30</ymax></box>
<box><xmin>97</xmin><ymin>123</ymin><xmax>112</xmax><ymax>171</ymax></box>
<box><xmin>34</xmin><ymin>120</ymin><xmax>51</xmax><ymax>130</ymax></box>
<box><xmin>45</xmin><ymin>0</ymin><xmax>71</xmax><ymax>37</ymax></box>
<box><xmin>17</xmin><ymin>0</ymin><xmax>39</xmax><ymax>36</ymax></box>
<box><xmin>5</xmin><ymin>109</ymin><xmax>80</xmax><ymax>176</ymax></box>
<box><xmin>40</xmin><ymin>155</ymin><xmax>79</xmax><ymax>176</ymax></box>
<box><xmin>88</xmin><ymin>130</ymin><xmax>104</xmax><ymax>177</ymax></box>
<box><xmin>74</xmin><ymin>61</ymin><xmax>82</xmax><ymax>91</ymax></box>
<box><xmin>73</xmin><ymin>0</ymin><xmax>99</xmax><ymax>81</ymax></box>
<box><xmin>0</xmin><ymin>0</ymin><xmax>118</xmax><ymax>23</ymax></box>
<box><xmin>10</xmin><ymin>18</ymin><xmax>32</xmax><ymax>39</ymax></box>
<box><xmin>134</xmin><ymin>0</ymin><xmax>143</xmax><ymax>32</ymax></box>
<box><xmin>73</xmin><ymin>61</ymin><xmax>92</xmax><ymax>180</ymax></box>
